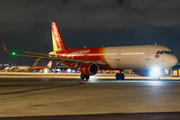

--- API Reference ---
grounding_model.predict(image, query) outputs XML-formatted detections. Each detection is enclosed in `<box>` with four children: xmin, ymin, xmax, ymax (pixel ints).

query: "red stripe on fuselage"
<box><xmin>56</xmin><ymin>47</ymin><xmax>113</xmax><ymax>70</ymax></box>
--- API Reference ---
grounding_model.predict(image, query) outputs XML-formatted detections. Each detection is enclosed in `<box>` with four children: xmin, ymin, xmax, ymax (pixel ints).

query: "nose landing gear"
<box><xmin>116</xmin><ymin>73</ymin><xmax>125</xmax><ymax>80</ymax></box>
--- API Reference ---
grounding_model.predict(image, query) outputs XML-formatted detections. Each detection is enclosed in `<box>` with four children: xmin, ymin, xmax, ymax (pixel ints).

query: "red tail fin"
<box><xmin>51</xmin><ymin>22</ymin><xmax>67</xmax><ymax>51</ymax></box>
<box><xmin>46</xmin><ymin>61</ymin><xmax>52</xmax><ymax>68</ymax></box>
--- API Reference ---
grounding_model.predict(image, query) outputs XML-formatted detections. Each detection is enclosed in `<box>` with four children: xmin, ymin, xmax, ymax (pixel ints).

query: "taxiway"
<box><xmin>0</xmin><ymin>72</ymin><xmax>180</xmax><ymax>119</ymax></box>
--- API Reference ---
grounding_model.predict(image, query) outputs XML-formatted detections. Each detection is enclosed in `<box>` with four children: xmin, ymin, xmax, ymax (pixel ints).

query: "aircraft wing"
<box><xmin>13</xmin><ymin>53</ymin><xmax>106</xmax><ymax>66</ymax></box>
<box><xmin>25</xmin><ymin>51</ymin><xmax>50</xmax><ymax>56</ymax></box>
<box><xmin>2</xmin><ymin>41</ymin><xmax>107</xmax><ymax>66</ymax></box>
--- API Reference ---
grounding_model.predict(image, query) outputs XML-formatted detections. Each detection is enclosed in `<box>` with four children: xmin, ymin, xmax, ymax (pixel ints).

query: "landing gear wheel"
<box><xmin>85</xmin><ymin>76</ymin><xmax>90</xmax><ymax>80</ymax></box>
<box><xmin>120</xmin><ymin>73</ymin><xmax>125</xmax><ymax>80</ymax></box>
<box><xmin>116</xmin><ymin>73</ymin><xmax>125</xmax><ymax>80</ymax></box>
<box><xmin>80</xmin><ymin>74</ymin><xmax>90</xmax><ymax>84</ymax></box>
<box><xmin>80</xmin><ymin>73</ymin><xmax>85</xmax><ymax>80</ymax></box>
<box><xmin>116</xmin><ymin>73</ymin><xmax>121</xmax><ymax>80</ymax></box>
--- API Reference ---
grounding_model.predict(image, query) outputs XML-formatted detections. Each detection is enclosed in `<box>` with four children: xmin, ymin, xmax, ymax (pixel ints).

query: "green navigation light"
<box><xmin>12</xmin><ymin>52</ymin><xmax>16</xmax><ymax>56</ymax></box>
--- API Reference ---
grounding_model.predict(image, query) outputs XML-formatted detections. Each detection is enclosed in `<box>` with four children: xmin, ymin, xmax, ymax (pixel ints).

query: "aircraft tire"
<box><xmin>80</xmin><ymin>73</ymin><xmax>85</xmax><ymax>80</ymax></box>
<box><xmin>116</xmin><ymin>73</ymin><xmax>125</xmax><ymax>80</ymax></box>
<box><xmin>116</xmin><ymin>73</ymin><xmax>121</xmax><ymax>80</ymax></box>
<box><xmin>85</xmin><ymin>76</ymin><xmax>90</xmax><ymax>80</ymax></box>
<box><xmin>120</xmin><ymin>73</ymin><xmax>125</xmax><ymax>80</ymax></box>
<box><xmin>80</xmin><ymin>73</ymin><xmax>89</xmax><ymax>81</ymax></box>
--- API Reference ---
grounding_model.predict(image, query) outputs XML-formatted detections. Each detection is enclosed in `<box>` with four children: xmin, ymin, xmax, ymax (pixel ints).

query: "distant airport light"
<box><xmin>44</xmin><ymin>69</ymin><xmax>48</xmax><ymax>73</ymax></box>
<box><xmin>67</xmin><ymin>68</ymin><xmax>71</xmax><ymax>73</ymax></box>
<box><xmin>71</xmin><ymin>70</ymin><xmax>76</xmax><ymax>73</ymax></box>
<box><xmin>12</xmin><ymin>52</ymin><xmax>16</xmax><ymax>56</ymax></box>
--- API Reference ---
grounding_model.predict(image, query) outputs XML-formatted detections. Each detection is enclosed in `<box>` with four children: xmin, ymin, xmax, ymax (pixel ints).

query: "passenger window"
<box><xmin>160</xmin><ymin>51</ymin><xmax>164</xmax><ymax>54</ymax></box>
<box><xmin>170</xmin><ymin>51</ymin><xmax>173</xmax><ymax>54</ymax></box>
<box><xmin>164</xmin><ymin>51</ymin><xmax>170</xmax><ymax>54</ymax></box>
<box><xmin>156</xmin><ymin>51</ymin><xmax>160</xmax><ymax>54</ymax></box>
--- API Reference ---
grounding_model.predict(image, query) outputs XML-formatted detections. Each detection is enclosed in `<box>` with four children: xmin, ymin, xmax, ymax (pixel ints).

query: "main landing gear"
<box><xmin>116</xmin><ymin>73</ymin><xmax>125</xmax><ymax>80</ymax></box>
<box><xmin>79</xmin><ymin>73</ymin><xmax>90</xmax><ymax>84</ymax></box>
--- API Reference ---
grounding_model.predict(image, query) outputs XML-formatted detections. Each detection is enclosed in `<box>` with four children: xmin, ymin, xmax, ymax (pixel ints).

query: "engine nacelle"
<box><xmin>80</xmin><ymin>63</ymin><xmax>99</xmax><ymax>76</ymax></box>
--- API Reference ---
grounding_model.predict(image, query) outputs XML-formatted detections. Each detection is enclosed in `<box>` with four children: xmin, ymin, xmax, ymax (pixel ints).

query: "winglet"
<box><xmin>1</xmin><ymin>40</ymin><xmax>8</xmax><ymax>53</ymax></box>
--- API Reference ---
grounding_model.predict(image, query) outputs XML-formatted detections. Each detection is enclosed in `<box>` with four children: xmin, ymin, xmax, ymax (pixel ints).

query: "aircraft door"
<box><xmin>116</xmin><ymin>50</ymin><xmax>121</xmax><ymax>61</ymax></box>
<box><xmin>145</xmin><ymin>47</ymin><xmax>153</xmax><ymax>60</ymax></box>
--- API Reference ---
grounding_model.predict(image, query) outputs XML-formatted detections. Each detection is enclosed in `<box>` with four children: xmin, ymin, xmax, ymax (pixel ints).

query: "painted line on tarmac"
<box><xmin>0</xmin><ymin>84</ymin><xmax>80</xmax><ymax>96</ymax></box>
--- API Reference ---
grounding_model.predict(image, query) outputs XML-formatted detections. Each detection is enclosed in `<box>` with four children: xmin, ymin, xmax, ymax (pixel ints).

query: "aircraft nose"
<box><xmin>169</xmin><ymin>55</ymin><xmax>178</xmax><ymax>67</ymax></box>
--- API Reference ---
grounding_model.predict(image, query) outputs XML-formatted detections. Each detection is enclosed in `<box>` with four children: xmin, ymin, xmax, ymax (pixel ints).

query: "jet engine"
<box><xmin>80</xmin><ymin>63</ymin><xmax>99</xmax><ymax>76</ymax></box>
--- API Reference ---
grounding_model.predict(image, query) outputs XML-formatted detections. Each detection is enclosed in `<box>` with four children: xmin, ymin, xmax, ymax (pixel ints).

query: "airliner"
<box><xmin>26</xmin><ymin>61</ymin><xmax>52</xmax><ymax>72</ymax></box>
<box><xmin>2</xmin><ymin>22</ymin><xmax>178</xmax><ymax>80</ymax></box>
<box><xmin>4</xmin><ymin>61</ymin><xmax>38</xmax><ymax>72</ymax></box>
<box><xmin>3</xmin><ymin>61</ymin><xmax>52</xmax><ymax>72</ymax></box>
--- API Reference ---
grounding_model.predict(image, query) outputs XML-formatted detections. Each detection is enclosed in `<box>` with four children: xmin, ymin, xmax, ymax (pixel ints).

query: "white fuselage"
<box><xmin>104</xmin><ymin>45</ymin><xmax>178</xmax><ymax>70</ymax></box>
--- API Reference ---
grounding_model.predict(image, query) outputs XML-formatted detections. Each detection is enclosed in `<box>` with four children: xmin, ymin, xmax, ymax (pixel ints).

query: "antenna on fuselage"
<box><xmin>155</xmin><ymin>42</ymin><xmax>157</xmax><ymax>45</ymax></box>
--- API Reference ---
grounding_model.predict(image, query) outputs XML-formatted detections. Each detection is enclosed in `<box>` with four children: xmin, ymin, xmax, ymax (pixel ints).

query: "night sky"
<box><xmin>0</xmin><ymin>0</ymin><xmax>180</xmax><ymax>66</ymax></box>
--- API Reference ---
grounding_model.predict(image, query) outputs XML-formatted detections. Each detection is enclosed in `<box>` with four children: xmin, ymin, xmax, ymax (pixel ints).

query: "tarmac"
<box><xmin>0</xmin><ymin>72</ymin><xmax>180</xmax><ymax>119</ymax></box>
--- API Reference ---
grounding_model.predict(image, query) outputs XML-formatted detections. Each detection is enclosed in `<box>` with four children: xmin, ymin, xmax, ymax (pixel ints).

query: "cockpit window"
<box><xmin>156</xmin><ymin>51</ymin><xmax>160</xmax><ymax>54</ymax></box>
<box><xmin>164</xmin><ymin>51</ymin><xmax>170</xmax><ymax>54</ymax></box>
<box><xmin>156</xmin><ymin>50</ymin><xmax>174</xmax><ymax>54</ymax></box>
<box><xmin>160</xmin><ymin>51</ymin><xmax>164</xmax><ymax>54</ymax></box>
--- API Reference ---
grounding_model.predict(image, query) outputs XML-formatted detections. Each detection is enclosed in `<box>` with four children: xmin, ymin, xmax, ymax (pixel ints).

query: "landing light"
<box><xmin>71</xmin><ymin>70</ymin><xmax>76</xmax><ymax>73</ymax></box>
<box><xmin>150</xmin><ymin>67</ymin><xmax>161</xmax><ymax>77</ymax></box>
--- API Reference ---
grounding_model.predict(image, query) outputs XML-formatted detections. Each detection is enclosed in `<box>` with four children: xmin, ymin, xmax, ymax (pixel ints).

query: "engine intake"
<box><xmin>80</xmin><ymin>63</ymin><xmax>99</xmax><ymax>76</ymax></box>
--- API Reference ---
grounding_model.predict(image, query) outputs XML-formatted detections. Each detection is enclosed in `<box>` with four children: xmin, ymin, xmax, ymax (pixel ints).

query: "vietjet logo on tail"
<box><xmin>51</xmin><ymin>22</ymin><xmax>67</xmax><ymax>51</ymax></box>
<box><xmin>46</xmin><ymin>61</ymin><xmax>52</xmax><ymax>68</ymax></box>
